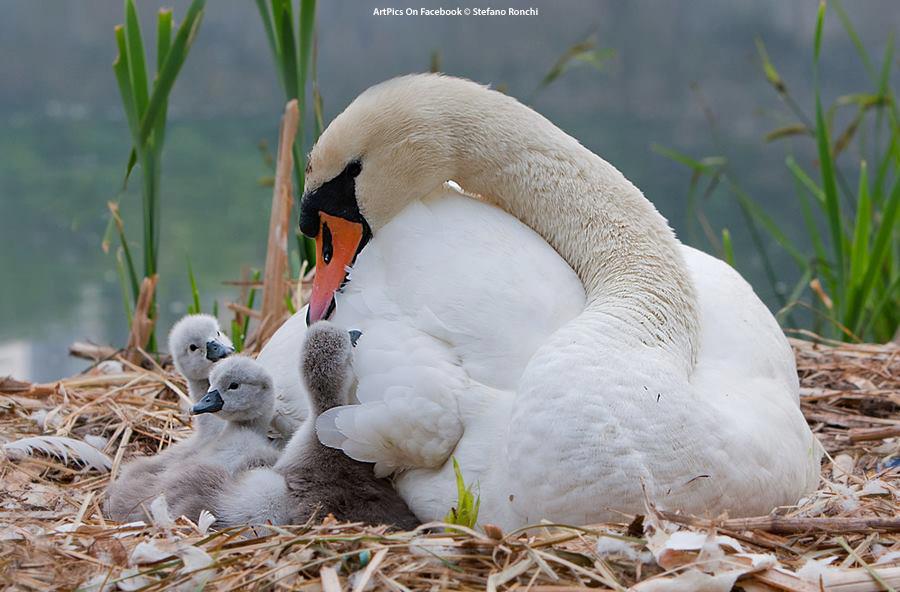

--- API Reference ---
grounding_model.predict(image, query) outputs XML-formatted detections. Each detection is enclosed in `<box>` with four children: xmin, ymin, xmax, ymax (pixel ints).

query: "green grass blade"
<box><xmin>156</xmin><ymin>9</ymin><xmax>172</xmax><ymax>72</ymax></box>
<box><xmin>107</xmin><ymin>202</ymin><xmax>140</xmax><ymax>303</ymax></box>
<box><xmin>116</xmin><ymin>250</ymin><xmax>134</xmax><ymax>325</ymax></box>
<box><xmin>813</xmin><ymin>1</ymin><xmax>825</xmax><ymax>63</ymax></box>
<box><xmin>122</xmin><ymin>148</ymin><xmax>137</xmax><ymax>189</ymax></box>
<box><xmin>231</xmin><ymin>319</ymin><xmax>244</xmax><ymax>352</ymax></box>
<box><xmin>276</xmin><ymin>2</ymin><xmax>298</xmax><ymax>99</ymax></box>
<box><xmin>846</xmin><ymin>175</ymin><xmax>900</xmax><ymax>334</ymax></box>
<box><xmin>154</xmin><ymin>9</ymin><xmax>173</xmax><ymax>151</ymax></box>
<box><xmin>832</xmin><ymin>0</ymin><xmax>877</xmax><ymax>81</ymax></box>
<box><xmin>765</xmin><ymin>123</ymin><xmax>810</xmax><ymax>142</ymax></box>
<box><xmin>786</xmin><ymin>155</ymin><xmax>825</xmax><ymax>205</ymax></box>
<box><xmin>534</xmin><ymin>36</ymin><xmax>613</xmax><ymax>95</ymax></box>
<box><xmin>775</xmin><ymin>267</ymin><xmax>814</xmax><ymax>325</ymax></box>
<box><xmin>270</xmin><ymin>0</ymin><xmax>286</xmax><ymax>48</ymax></box>
<box><xmin>311</xmin><ymin>28</ymin><xmax>324</xmax><ymax>140</ymax></box>
<box><xmin>729</xmin><ymin>179</ymin><xmax>807</xmax><ymax>268</ymax></box>
<box><xmin>813</xmin><ymin>2</ymin><xmax>846</xmax><ymax>291</ymax></box>
<box><xmin>874</xmin><ymin>132</ymin><xmax>898</xmax><ymax>207</ymax></box>
<box><xmin>790</xmin><ymin>170</ymin><xmax>833</xmax><ymax>291</ymax></box>
<box><xmin>139</xmin><ymin>153</ymin><xmax>157</xmax><ymax>276</ymax></box>
<box><xmin>721</xmin><ymin>228</ymin><xmax>735</xmax><ymax>267</ymax></box>
<box><xmin>755</xmin><ymin>37</ymin><xmax>786</xmax><ymax>93</ymax></box>
<box><xmin>848</xmin><ymin>161</ymin><xmax>871</xmax><ymax>291</ymax></box>
<box><xmin>186</xmin><ymin>258</ymin><xmax>202</xmax><ymax>314</ymax></box>
<box><xmin>243</xmin><ymin>269</ymin><xmax>262</xmax><ymax>347</ymax></box>
<box><xmin>137</xmin><ymin>0</ymin><xmax>206</xmax><ymax>149</ymax></box>
<box><xmin>298</xmin><ymin>0</ymin><xmax>316</xmax><ymax>106</ymax></box>
<box><xmin>255</xmin><ymin>0</ymin><xmax>279</xmax><ymax>62</ymax></box>
<box><xmin>297</xmin><ymin>0</ymin><xmax>316</xmax><ymax>181</ymax></box>
<box><xmin>651</xmin><ymin>143</ymin><xmax>726</xmax><ymax>174</ymax></box>
<box><xmin>443</xmin><ymin>457</ymin><xmax>480</xmax><ymax>529</ymax></box>
<box><xmin>113</xmin><ymin>26</ymin><xmax>139</xmax><ymax>142</ymax></box>
<box><xmin>858</xmin><ymin>273</ymin><xmax>900</xmax><ymax>339</ymax></box>
<box><xmin>124</xmin><ymin>0</ymin><xmax>149</xmax><ymax>120</ymax></box>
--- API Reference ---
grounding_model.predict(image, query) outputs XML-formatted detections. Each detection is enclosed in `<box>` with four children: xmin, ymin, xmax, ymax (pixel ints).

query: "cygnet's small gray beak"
<box><xmin>348</xmin><ymin>330</ymin><xmax>363</xmax><ymax>347</ymax></box>
<box><xmin>206</xmin><ymin>340</ymin><xmax>234</xmax><ymax>361</ymax></box>
<box><xmin>192</xmin><ymin>389</ymin><xmax>224</xmax><ymax>415</ymax></box>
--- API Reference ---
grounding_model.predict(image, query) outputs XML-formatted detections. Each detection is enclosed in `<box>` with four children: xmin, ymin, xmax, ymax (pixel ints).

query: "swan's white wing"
<box><xmin>682</xmin><ymin>246</ymin><xmax>820</xmax><ymax>500</ymax></box>
<box><xmin>317</xmin><ymin>318</ymin><xmax>466</xmax><ymax>476</ymax></box>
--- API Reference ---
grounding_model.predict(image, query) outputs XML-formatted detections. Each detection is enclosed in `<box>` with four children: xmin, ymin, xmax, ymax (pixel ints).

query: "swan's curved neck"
<box><xmin>445</xmin><ymin>94</ymin><xmax>699</xmax><ymax>363</ymax></box>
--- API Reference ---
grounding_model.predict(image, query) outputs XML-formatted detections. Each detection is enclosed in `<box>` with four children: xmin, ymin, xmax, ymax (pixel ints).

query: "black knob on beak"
<box><xmin>192</xmin><ymin>390</ymin><xmax>224</xmax><ymax>415</ymax></box>
<box><xmin>206</xmin><ymin>340</ymin><xmax>233</xmax><ymax>361</ymax></box>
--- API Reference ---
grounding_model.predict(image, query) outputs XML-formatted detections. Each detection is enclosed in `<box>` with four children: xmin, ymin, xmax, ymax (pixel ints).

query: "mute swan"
<box><xmin>172</xmin><ymin>322</ymin><xmax>419</xmax><ymax>530</ymax></box>
<box><xmin>105</xmin><ymin>356</ymin><xmax>278</xmax><ymax>522</ymax></box>
<box><xmin>265</xmin><ymin>74</ymin><xmax>821</xmax><ymax>529</ymax></box>
<box><xmin>169</xmin><ymin>314</ymin><xmax>234</xmax><ymax>439</ymax></box>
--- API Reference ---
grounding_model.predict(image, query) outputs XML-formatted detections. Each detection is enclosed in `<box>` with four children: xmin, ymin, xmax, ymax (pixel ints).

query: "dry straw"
<box><xmin>0</xmin><ymin>337</ymin><xmax>897</xmax><ymax>590</ymax></box>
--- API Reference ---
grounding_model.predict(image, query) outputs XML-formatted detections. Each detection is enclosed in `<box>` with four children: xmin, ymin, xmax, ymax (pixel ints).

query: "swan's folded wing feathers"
<box><xmin>316</xmin><ymin>382</ymin><xmax>464</xmax><ymax>477</ymax></box>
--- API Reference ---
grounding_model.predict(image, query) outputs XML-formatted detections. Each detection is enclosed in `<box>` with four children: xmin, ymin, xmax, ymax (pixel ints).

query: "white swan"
<box><xmin>256</xmin><ymin>307</ymin><xmax>311</xmax><ymax>437</ymax></box>
<box><xmin>263</xmin><ymin>74</ymin><xmax>822</xmax><ymax>529</ymax></box>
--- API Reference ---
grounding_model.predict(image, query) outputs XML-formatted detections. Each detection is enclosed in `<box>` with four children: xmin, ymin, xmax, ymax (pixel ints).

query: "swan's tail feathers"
<box><xmin>315</xmin><ymin>390</ymin><xmax>464</xmax><ymax>479</ymax></box>
<box><xmin>4</xmin><ymin>435</ymin><xmax>112</xmax><ymax>472</ymax></box>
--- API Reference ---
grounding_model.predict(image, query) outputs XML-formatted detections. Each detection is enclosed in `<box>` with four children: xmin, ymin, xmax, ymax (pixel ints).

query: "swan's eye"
<box><xmin>322</xmin><ymin>222</ymin><xmax>333</xmax><ymax>264</ymax></box>
<box><xmin>228</xmin><ymin>382</ymin><xmax>239</xmax><ymax>390</ymax></box>
<box><xmin>189</xmin><ymin>344</ymin><xmax>198</xmax><ymax>352</ymax></box>
<box><xmin>346</xmin><ymin>160</ymin><xmax>362</xmax><ymax>177</ymax></box>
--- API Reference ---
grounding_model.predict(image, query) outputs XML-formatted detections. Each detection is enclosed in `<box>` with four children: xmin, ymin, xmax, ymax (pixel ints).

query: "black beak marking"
<box><xmin>192</xmin><ymin>389</ymin><xmax>224</xmax><ymax>415</ymax></box>
<box><xmin>206</xmin><ymin>340</ymin><xmax>233</xmax><ymax>362</ymax></box>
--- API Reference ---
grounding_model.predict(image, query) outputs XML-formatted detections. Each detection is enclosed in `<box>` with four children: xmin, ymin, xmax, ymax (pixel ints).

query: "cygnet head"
<box><xmin>169</xmin><ymin>314</ymin><xmax>235</xmax><ymax>381</ymax></box>
<box><xmin>194</xmin><ymin>356</ymin><xmax>274</xmax><ymax>425</ymax></box>
<box><xmin>301</xmin><ymin>321</ymin><xmax>356</xmax><ymax>416</ymax></box>
<box><xmin>299</xmin><ymin>74</ymin><xmax>491</xmax><ymax>322</ymax></box>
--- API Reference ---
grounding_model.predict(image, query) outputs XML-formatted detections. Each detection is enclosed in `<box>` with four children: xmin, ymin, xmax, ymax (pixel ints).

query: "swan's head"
<box><xmin>195</xmin><ymin>356</ymin><xmax>274</xmax><ymax>424</ymax></box>
<box><xmin>300</xmin><ymin>74</ymin><xmax>492</xmax><ymax>323</ymax></box>
<box><xmin>301</xmin><ymin>321</ymin><xmax>357</xmax><ymax>415</ymax></box>
<box><xmin>169</xmin><ymin>314</ymin><xmax>235</xmax><ymax>381</ymax></box>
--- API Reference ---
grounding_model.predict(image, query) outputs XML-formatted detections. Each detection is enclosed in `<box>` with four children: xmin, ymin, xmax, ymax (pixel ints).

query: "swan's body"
<box><xmin>261</xmin><ymin>74</ymin><xmax>821</xmax><ymax>529</ymax></box>
<box><xmin>257</xmin><ymin>310</ymin><xmax>311</xmax><ymax>437</ymax></box>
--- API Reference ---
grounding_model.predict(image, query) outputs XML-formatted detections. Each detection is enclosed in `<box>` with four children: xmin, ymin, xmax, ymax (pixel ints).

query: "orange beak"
<box><xmin>307</xmin><ymin>213</ymin><xmax>365</xmax><ymax>324</ymax></box>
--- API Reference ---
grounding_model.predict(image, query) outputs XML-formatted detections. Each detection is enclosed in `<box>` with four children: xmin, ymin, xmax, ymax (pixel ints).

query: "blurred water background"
<box><xmin>1</xmin><ymin>0</ymin><xmax>897</xmax><ymax>381</ymax></box>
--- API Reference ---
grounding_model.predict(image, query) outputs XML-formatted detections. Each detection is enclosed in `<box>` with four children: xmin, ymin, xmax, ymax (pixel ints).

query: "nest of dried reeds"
<box><xmin>0</xmin><ymin>337</ymin><xmax>897</xmax><ymax>591</ymax></box>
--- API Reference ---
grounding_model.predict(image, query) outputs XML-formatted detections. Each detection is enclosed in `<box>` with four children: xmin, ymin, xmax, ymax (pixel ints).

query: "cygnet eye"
<box><xmin>228</xmin><ymin>382</ymin><xmax>239</xmax><ymax>390</ymax></box>
<box><xmin>189</xmin><ymin>344</ymin><xmax>198</xmax><ymax>352</ymax></box>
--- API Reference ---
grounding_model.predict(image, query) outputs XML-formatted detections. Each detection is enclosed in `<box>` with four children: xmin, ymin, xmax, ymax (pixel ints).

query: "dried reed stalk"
<box><xmin>256</xmin><ymin>99</ymin><xmax>300</xmax><ymax>349</ymax></box>
<box><xmin>124</xmin><ymin>274</ymin><xmax>158</xmax><ymax>363</ymax></box>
